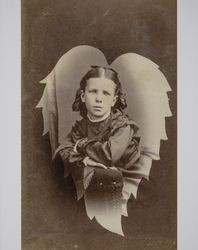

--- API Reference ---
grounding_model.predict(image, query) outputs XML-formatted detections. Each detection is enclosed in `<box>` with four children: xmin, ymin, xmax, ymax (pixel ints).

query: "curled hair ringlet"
<box><xmin>72</xmin><ymin>88</ymin><xmax>81</xmax><ymax>111</ymax></box>
<box><xmin>72</xmin><ymin>66</ymin><xmax>127</xmax><ymax>117</ymax></box>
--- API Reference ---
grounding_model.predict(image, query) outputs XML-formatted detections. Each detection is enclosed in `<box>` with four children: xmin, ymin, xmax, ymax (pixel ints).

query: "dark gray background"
<box><xmin>22</xmin><ymin>0</ymin><xmax>177</xmax><ymax>249</ymax></box>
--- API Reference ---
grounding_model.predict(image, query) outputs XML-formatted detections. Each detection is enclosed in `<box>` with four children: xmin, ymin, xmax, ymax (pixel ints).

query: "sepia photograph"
<box><xmin>22</xmin><ymin>0</ymin><xmax>177</xmax><ymax>249</ymax></box>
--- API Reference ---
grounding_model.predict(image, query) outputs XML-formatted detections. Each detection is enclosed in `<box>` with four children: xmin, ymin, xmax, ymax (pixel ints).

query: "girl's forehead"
<box><xmin>86</xmin><ymin>77</ymin><xmax>116</xmax><ymax>90</ymax></box>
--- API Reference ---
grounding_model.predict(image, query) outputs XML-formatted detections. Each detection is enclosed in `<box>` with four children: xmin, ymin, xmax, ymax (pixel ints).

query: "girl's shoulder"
<box><xmin>72</xmin><ymin>118</ymin><xmax>88</xmax><ymax>136</ymax></box>
<box><xmin>111</xmin><ymin>109</ymin><xmax>139</xmax><ymax>133</ymax></box>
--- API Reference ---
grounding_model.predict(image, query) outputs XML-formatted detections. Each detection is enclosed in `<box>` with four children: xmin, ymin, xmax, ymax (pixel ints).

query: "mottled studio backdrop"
<box><xmin>22</xmin><ymin>0</ymin><xmax>177</xmax><ymax>249</ymax></box>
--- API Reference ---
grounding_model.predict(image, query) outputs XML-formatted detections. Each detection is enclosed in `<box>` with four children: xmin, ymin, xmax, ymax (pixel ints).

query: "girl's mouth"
<box><xmin>93</xmin><ymin>107</ymin><xmax>103</xmax><ymax>112</ymax></box>
<box><xmin>93</xmin><ymin>106</ymin><xmax>103</xmax><ymax>109</ymax></box>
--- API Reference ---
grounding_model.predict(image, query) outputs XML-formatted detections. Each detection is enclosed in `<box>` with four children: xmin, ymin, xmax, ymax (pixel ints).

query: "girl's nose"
<box><xmin>96</xmin><ymin>93</ymin><xmax>102</xmax><ymax>102</ymax></box>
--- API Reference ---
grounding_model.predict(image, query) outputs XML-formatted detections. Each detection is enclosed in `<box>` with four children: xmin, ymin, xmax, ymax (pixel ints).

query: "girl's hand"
<box><xmin>83</xmin><ymin>157</ymin><xmax>107</xmax><ymax>169</ymax></box>
<box><xmin>108</xmin><ymin>166</ymin><xmax>118</xmax><ymax>171</ymax></box>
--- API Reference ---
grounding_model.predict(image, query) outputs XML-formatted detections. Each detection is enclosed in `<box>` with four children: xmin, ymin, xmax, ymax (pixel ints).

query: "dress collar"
<box><xmin>87</xmin><ymin>111</ymin><xmax>111</xmax><ymax>123</ymax></box>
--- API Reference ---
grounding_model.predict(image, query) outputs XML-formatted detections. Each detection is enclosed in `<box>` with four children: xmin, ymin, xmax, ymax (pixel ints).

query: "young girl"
<box><xmin>56</xmin><ymin>66</ymin><xmax>142</xmax><ymax>201</ymax></box>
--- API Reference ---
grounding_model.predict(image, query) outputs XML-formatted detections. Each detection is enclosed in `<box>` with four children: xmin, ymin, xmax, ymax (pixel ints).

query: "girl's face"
<box><xmin>81</xmin><ymin>77</ymin><xmax>117</xmax><ymax>120</ymax></box>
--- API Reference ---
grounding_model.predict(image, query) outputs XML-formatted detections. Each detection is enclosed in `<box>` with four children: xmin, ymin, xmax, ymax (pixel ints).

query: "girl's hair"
<box><xmin>72</xmin><ymin>66</ymin><xmax>127</xmax><ymax>117</ymax></box>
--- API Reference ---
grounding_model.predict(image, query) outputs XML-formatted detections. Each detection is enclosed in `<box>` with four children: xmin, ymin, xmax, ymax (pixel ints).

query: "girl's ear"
<box><xmin>80</xmin><ymin>90</ymin><xmax>85</xmax><ymax>103</ymax></box>
<box><xmin>112</xmin><ymin>95</ymin><xmax>118</xmax><ymax>107</ymax></box>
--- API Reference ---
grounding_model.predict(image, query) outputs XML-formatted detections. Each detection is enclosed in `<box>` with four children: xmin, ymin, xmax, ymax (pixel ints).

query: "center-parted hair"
<box><xmin>72</xmin><ymin>66</ymin><xmax>127</xmax><ymax>117</ymax></box>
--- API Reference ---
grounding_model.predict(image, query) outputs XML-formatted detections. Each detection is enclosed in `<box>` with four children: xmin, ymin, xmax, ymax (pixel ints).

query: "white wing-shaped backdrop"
<box><xmin>37</xmin><ymin>45</ymin><xmax>172</xmax><ymax>235</ymax></box>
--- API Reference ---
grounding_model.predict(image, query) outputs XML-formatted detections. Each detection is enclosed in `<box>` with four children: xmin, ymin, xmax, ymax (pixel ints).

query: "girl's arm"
<box><xmin>57</xmin><ymin>123</ymin><xmax>84</xmax><ymax>165</ymax></box>
<box><xmin>77</xmin><ymin>125</ymin><xmax>137</xmax><ymax>167</ymax></box>
<box><xmin>58</xmin><ymin>123</ymin><xmax>108</xmax><ymax>169</ymax></box>
<box><xmin>59</xmin><ymin>138</ymin><xmax>83</xmax><ymax>165</ymax></box>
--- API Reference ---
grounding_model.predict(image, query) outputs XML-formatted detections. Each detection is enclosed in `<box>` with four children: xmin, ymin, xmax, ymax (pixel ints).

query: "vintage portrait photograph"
<box><xmin>22</xmin><ymin>0</ymin><xmax>177</xmax><ymax>249</ymax></box>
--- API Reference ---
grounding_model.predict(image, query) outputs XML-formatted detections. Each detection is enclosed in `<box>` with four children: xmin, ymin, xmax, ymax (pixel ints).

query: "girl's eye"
<box><xmin>103</xmin><ymin>91</ymin><xmax>111</xmax><ymax>96</ymax></box>
<box><xmin>89</xmin><ymin>89</ymin><xmax>97</xmax><ymax>93</ymax></box>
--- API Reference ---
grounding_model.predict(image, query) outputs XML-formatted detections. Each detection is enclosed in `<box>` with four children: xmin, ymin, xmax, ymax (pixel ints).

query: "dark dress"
<box><xmin>56</xmin><ymin>109</ymin><xmax>152</xmax><ymax>235</ymax></box>
<box><xmin>58</xmin><ymin>110</ymin><xmax>140</xmax><ymax>178</ymax></box>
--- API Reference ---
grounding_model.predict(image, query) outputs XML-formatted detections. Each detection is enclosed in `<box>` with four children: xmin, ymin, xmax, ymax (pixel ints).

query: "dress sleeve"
<box><xmin>77</xmin><ymin>125</ymin><xmax>133</xmax><ymax>166</ymax></box>
<box><xmin>57</xmin><ymin>123</ymin><xmax>84</xmax><ymax>165</ymax></box>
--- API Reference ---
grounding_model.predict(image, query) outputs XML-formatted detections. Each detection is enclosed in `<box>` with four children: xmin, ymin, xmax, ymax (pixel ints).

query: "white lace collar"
<box><xmin>87</xmin><ymin>111</ymin><xmax>111</xmax><ymax>123</ymax></box>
